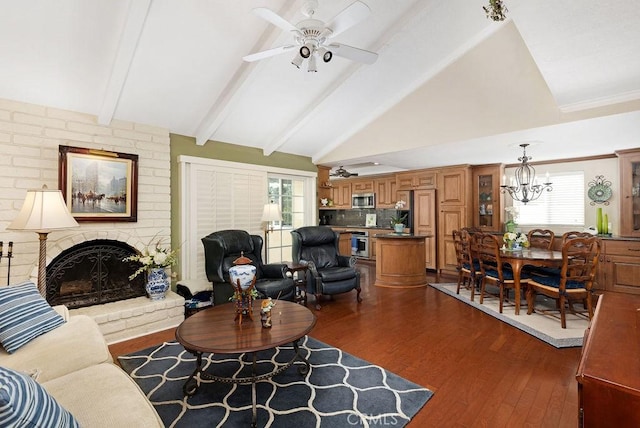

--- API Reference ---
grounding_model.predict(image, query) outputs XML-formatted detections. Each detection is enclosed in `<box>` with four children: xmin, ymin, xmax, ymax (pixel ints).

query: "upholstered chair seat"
<box><xmin>291</xmin><ymin>226</ymin><xmax>362</xmax><ymax>310</ymax></box>
<box><xmin>201</xmin><ymin>230</ymin><xmax>295</xmax><ymax>305</ymax></box>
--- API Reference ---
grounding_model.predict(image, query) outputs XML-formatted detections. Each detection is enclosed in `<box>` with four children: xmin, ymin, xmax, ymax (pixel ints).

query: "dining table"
<box><xmin>499</xmin><ymin>247</ymin><xmax>564</xmax><ymax>315</ymax></box>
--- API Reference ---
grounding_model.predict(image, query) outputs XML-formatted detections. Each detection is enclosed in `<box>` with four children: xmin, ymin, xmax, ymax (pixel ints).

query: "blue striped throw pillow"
<box><xmin>0</xmin><ymin>281</ymin><xmax>65</xmax><ymax>354</ymax></box>
<box><xmin>0</xmin><ymin>366</ymin><xmax>80</xmax><ymax>427</ymax></box>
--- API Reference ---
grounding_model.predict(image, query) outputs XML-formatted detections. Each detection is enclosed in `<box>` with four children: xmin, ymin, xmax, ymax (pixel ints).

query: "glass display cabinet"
<box><xmin>618</xmin><ymin>149</ymin><xmax>640</xmax><ymax>237</ymax></box>
<box><xmin>472</xmin><ymin>164</ymin><xmax>503</xmax><ymax>232</ymax></box>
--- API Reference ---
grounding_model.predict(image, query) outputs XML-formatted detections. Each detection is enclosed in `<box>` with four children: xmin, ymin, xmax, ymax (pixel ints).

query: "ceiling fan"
<box><xmin>242</xmin><ymin>0</ymin><xmax>378</xmax><ymax>72</ymax></box>
<box><xmin>330</xmin><ymin>166</ymin><xmax>359</xmax><ymax>178</ymax></box>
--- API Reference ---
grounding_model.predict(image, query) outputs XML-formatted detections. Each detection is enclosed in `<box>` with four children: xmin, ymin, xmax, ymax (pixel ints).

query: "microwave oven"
<box><xmin>352</xmin><ymin>193</ymin><xmax>375</xmax><ymax>209</ymax></box>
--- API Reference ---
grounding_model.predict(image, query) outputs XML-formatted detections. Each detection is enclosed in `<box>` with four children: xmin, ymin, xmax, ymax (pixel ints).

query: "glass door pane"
<box><xmin>478</xmin><ymin>174</ymin><xmax>493</xmax><ymax>227</ymax></box>
<box><xmin>633</xmin><ymin>161</ymin><xmax>640</xmax><ymax>232</ymax></box>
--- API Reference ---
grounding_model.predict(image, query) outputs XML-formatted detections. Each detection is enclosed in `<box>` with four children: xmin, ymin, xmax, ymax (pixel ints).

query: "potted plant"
<box><xmin>124</xmin><ymin>238</ymin><xmax>177</xmax><ymax>300</ymax></box>
<box><xmin>390</xmin><ymin>214</ymin><xmax>407</xmax><ymax>233</ymax></box>
<box><xmin>391</xmin><ymin>200</ymin><xmax>408</xmax><ymax>233</ymax></box>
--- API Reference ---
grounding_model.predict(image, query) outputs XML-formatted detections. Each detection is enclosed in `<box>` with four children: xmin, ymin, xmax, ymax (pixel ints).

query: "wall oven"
<box><xmin>351</xmin><ymin>231</ymin><xmax>369</xmax><ymax>258</ymax></box>
<box><xmin>352</xmin><ymin>193</ymin><xmax>375</xmax><ymax>209</ymax></box>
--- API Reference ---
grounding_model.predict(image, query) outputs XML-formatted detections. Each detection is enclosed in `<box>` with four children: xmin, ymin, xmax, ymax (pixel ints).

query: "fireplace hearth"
<box><xmin>46</xmin><ymin>239</ymin><xmax>146</xmax><ymax>309</ymax></box>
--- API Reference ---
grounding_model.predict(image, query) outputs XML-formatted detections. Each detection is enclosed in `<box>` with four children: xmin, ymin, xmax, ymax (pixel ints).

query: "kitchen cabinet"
<box><xmin>438</xmin><ymin>206</ymin><xmax>467</xmax><ymax>273</ymax></box>
<box><xmin>617</xmin><ymin>149</ymin><xmax>640</xmax><ymax>237</ymax></box>
<box><xmin>472</xmin><ymin>164</ymin><xmax>503</xmax><ymax>232</ymax></box>
<box><xmin>374</xmin><ymin>175</ymin><xmax>397</xmax><ymax>208</ymax></box>
<box><xmin>413</xmin><ymin>189</ymin><xmax>437</xmax><ymax>269</ymax></box>
<box><xmin>598</xmin><ymin>238</ymin><xmax>640</xmax><ymax>294</ymax></box>
<box><xmin>437</xmin><ymin>166</ymin><xmax>469</xmax><ymax>205</ymax></box>
<box><xmin>370</xmin><ymin>235</ymin><xmax>377</xmax><ymax>260</ymax></box>
<box><xmin>351</xmin><ymin>179</ymin><xmax>374</xmax><ymax>194</ymax></box>
<box><xmin>331</xmin><ymin>181</ymin><xmax>352</xmax><ymax>208</ymax></box>
<box><xmin>332</xmin><ymin>228</ymin><xmax>353</xmax><ymax>256</ymax></box>
<box><xmin>396</xmin><ymin>169</ymin><xmax>436</xmax><ymax>190</ymax></box>
<box><xmin>437</xmin><ymin>166</ymin><xmax>472</xmax><ymax>273</ymax></box>
<box><xmin>576</xmin><ymin>293</ymin><xmax>640</xmax><ymax>427</ymax></box>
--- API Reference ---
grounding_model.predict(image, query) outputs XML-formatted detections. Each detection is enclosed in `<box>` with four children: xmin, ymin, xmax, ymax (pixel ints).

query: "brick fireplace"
<box><xmin>41</xmin><ymin>231</ymin><xmax>184</xmax><ymax>344</ymax></box>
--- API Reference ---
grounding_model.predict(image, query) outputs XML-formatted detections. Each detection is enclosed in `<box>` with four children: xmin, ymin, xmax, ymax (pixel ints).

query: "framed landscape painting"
<box><xmin>58</xmin><ymin>145</ymin><xmax>138</xmax><ymax>222</ymax></box>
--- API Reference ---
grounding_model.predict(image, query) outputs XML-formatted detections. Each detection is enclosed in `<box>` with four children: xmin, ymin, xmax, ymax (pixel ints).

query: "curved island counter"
<box><xmin>374</xmin><ymin>233</ymin><xmax>429</xmax><ymax>288</ymax></box>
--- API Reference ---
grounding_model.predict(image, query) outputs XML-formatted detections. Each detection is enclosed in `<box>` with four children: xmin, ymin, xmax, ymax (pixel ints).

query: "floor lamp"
<box><xmin>261</xmin><ymin>202</ymin><xmax>282</xmax><ymax>264</ymax></box>
<box><xmin>7</xmin><ymin>185</ymin><xmax>79</xmax><ymax>297</ymax></box>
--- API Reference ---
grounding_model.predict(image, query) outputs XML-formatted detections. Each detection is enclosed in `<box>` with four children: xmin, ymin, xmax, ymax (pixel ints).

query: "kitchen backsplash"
<box><xmin>320</xmin><ymin>208</ymin><xmax>408</xmax><ymax>228</ymax></box>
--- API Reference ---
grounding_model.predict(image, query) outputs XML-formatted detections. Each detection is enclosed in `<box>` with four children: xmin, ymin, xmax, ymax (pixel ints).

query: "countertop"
<box><xmin>376</xmin><ymin>233</ymin><xmax>430</xmax><ymax>239</ymax></box>
<box><xmin>330</xmin><ymin>225</ymin><xmax>394</xmax><ymax>231</ymax></box>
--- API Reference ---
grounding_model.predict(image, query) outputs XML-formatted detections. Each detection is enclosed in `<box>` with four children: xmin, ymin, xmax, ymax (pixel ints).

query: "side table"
<box><xmin>286</xmin><ymin>262</ymin><xmax>309</xmax><ymax>306</ymax></box>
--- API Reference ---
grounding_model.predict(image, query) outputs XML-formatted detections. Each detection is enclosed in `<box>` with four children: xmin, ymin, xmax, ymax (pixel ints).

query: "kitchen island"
<box><xmin>374</xmin><ymin>233</ymin><xmax>429</xmax><ymax>288</ymax></box>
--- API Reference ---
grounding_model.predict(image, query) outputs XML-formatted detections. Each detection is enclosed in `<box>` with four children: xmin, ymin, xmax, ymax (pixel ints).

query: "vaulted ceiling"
<box><xmin>1</xmin><ymin>0</ymin><xmax>639</xmax><ymax>176</ymax></box>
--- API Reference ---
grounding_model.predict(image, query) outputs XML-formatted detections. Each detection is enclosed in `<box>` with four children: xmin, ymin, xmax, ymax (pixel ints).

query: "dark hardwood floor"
<box><xmin>109</xmin><ymin>263</ymin><xmax>581</xmax><ymax>427</ymax></box>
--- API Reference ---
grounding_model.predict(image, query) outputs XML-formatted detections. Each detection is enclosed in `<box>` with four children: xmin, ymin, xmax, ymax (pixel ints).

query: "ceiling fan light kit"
<box><xmin>243</xmin><ymin>0</ymin><xmax>378</xmax><ymax>72</ymax></box>
<box><xmin>330</xmin><ymin>166</ymin><xmax>358</xmax><ymax>178</ymax></box>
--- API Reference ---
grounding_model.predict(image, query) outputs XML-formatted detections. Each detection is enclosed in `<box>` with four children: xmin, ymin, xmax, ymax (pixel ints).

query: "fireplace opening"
<box><xmin>46</xmin><ymin>239</ymin><xmax>146</xmax><ymax>309</ymax></box>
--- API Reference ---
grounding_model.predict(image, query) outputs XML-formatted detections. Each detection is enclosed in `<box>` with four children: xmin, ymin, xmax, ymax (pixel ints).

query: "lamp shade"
<box><xmin>261</xmin><ymin>203</ymin><xmax>282</xmax><ymax>223</ymax></box>
<box><xmin>7</xmin><ymin>186</ymin><xmax>79</xmax><ymax>233</ymax></box>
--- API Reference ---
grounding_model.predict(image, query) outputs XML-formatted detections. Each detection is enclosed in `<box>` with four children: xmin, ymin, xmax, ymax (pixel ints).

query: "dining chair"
<box><xmin>527</xmin><ymin>229</ymin><xmax>555</xmax><ymax>250</ymax></box>
<box><xmin>526</xmin><ymin>236</ymin><xmax>601</xmax><ymax>328</ymax></box>
<box><xmin>475</xmin><ymin>233</ymin><xmax>525</xmax><ymax>313</ymax></box>
<box><xmin>453</xmin><ymin>230</ymin><xmax>465</xmax><ymax>291</ymax></box>
<box><xmin>455</xmin><ymin>229</ymin><xmax>482</xmax><ymax>300</ymax></box>
<box><xmin>561</xmin><ymin>231</ymin><xmax>593</xmax><ymax>244</ymax></box>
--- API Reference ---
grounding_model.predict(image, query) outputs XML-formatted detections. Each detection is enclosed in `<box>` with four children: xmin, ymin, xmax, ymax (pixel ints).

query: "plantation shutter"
<box><xmin>183</xmin><ymin>159</ymin><xmax>267</xmax><ymax>281</ymax></box>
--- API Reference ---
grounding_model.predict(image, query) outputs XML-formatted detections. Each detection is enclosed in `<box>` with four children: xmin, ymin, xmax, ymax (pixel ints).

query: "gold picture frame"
<box><xmin>58</xmin><ymin>145</ymin><xmax>138</xmax><ymax>222</ymax></box>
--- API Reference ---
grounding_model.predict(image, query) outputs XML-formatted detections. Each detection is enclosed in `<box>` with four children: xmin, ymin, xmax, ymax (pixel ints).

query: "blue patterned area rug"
<box><xmin>430</xmin><ymin>283</ymin><xmax>587</xmax><ymax>348</ymax></box>
<box><xmin>118</xmin><ymin>336</ymin><xmax>433</xmax><ymax>427</ymax></box>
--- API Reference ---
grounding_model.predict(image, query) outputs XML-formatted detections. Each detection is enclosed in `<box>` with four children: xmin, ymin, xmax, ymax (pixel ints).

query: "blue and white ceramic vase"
<box><xmin>394</xmin><ymin>223</ymin><xmax>404</xmax><ymax>233</ymax></box>
<box><xmin>229</xmin><ymin>264</ymin><xmax>257</xmax><ymax>290</ymax></box>
<box><xmin>146</xmin><ymin>267</ymin><xmax>170</xmax><ymax>300</ymax></box>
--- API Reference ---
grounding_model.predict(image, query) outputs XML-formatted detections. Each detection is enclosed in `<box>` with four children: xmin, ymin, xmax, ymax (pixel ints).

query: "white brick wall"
<box><xmin>0</xmin><ymin>97</ymin><xmax>172</xmax><ymax>284</ymax></box>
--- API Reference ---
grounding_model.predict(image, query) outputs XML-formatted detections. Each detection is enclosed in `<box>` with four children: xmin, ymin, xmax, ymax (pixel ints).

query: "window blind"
<box><xmin>515</xmin><ymin>171</ymin><xmax>585</xmax><ymax>226</ymax></box>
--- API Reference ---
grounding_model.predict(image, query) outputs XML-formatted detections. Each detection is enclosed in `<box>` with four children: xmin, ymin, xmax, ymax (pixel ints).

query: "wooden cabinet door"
<box><xmin>414</xmin><ymin>189</ymin><xmax>436</xmax><ymax>269</ymax></box>
<box><xmin>396</xmin><ymin>172</ymin><xmax>417</xmax><ymax>190</ymax></box>
<box><xmin>337</xmin><ymin>231</ymin><xmax>353</xmax><ymax>256</ymax></box>
<box><xmin>438</xmin><ymin>167</ymin><xmax>468</xmax><ymax>205</ymax></box>
<box><xmin>617</xmin><ymin>150</ymin><xmax>640</xmax><ymax>237</ymax></box>
<box><xmin>414</xmin><ymin>171</ymin><xmax>437</xmax><ymax>189</ymax></box>
<box><xmin>374</xmin><ymin>176</ymin><xmax>397</xmax><ymax>208</ymax></box>
<box><xmin>331</xmin><ymin>182</ymin><xmax>351</xmax><ymax>208</ymax></box>
<box><xmin>351</xmin><ymin>180</ymin><xmax>374</xmax><ymax>194</ymax></box>
<box><xmin>396</xmin><ymin>170</ymin><xmax>436</xmax><ymax>190</ymax></box>
<box><xmin>471</xmin><ymin>164</ymin><xmax>503</xmax><ymax>232</ymax></box>
<box><xmin>438</xmin><ymin>206</ymin><xmax>465</xmax><ymax>273</ymax></box>
<box><xmin>601</xmin><ymin>240</ymin><xmax>640</xmax><ymax>294</ymax></box>
<box><xmin>370</xmin><ymin>236</ymin><xmax>377</xmax><ymax>260</ymax></box>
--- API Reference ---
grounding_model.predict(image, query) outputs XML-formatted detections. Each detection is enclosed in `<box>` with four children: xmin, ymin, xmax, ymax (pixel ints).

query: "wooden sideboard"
<box><xmin>576</xmin><ymin>292</ymin><xmax>640</xmax><ymax>427</ymax></box>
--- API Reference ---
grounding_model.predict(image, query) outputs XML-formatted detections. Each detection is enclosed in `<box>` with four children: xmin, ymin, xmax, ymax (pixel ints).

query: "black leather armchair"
<box><xmin>291</xmin><ymin>226</ymin><xmax>362</xmax><ymax>310</ymax></box>
<box><xmin>201</xmin><ymin>230</ymin><xmax>295</xmax><ymax>305</ymax></box>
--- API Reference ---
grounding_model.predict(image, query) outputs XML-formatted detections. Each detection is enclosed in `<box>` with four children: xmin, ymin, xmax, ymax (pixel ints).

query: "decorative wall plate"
<box><xmin>587</xmin><ymin>175</ymin><xmax>612</xmax><ymax>205</ymax></box>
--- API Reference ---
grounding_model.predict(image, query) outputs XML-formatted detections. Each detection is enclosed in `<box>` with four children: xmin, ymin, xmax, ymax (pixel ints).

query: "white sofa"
<box><xmin>0</xmin><ymin>305</ymin><xmax>163</xmax><ymax>427</ymax></box>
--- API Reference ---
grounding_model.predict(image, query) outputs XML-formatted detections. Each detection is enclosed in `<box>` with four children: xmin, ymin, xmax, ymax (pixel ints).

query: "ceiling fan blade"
<box><xmin>328</xmin><ymin>43</ymin><xmax>378</xmax><ymax>65</ymax></box>
<box><xmin>243</xmin><ymin>45</ymin><xmax>296</xmax><ymax>62</ymax></box>
<box><xmin>252</xmin><ymin>7</ymin><xmax>299</xmax><ymax>33</ymax></box>
<box><xmin>326</xmin><ymin>1</ymin><xmax>370</xmax><ymax>38</ymax></box>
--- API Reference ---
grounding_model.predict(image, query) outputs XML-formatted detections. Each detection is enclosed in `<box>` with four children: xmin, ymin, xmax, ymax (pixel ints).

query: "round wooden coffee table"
<box><xmin>175</xmin><ymin>299</ymin><xmax>316</xmax><ymax>427</ymax></box>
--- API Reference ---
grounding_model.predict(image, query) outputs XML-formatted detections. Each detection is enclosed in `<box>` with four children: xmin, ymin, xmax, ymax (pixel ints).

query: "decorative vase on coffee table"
<box><xmin>228</xmin><ymin>252</ymin><xmax>257</xmax><ymax>325</ymax></box>
<box><xmin>146</xmin><ymin>267</ymin><xmax>170</xmax><ymax>300</ymax></box>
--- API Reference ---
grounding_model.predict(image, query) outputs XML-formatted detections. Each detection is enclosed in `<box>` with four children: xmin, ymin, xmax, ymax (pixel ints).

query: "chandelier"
<box><xmin>500</xmin><ymin>143</ymin><xmax>552</xmax><ymax>204</ymax></box>
<box><xmin>483</xmin><ymin>0</ymin><xmax>508</xmax><ymax>21</ymax></box>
